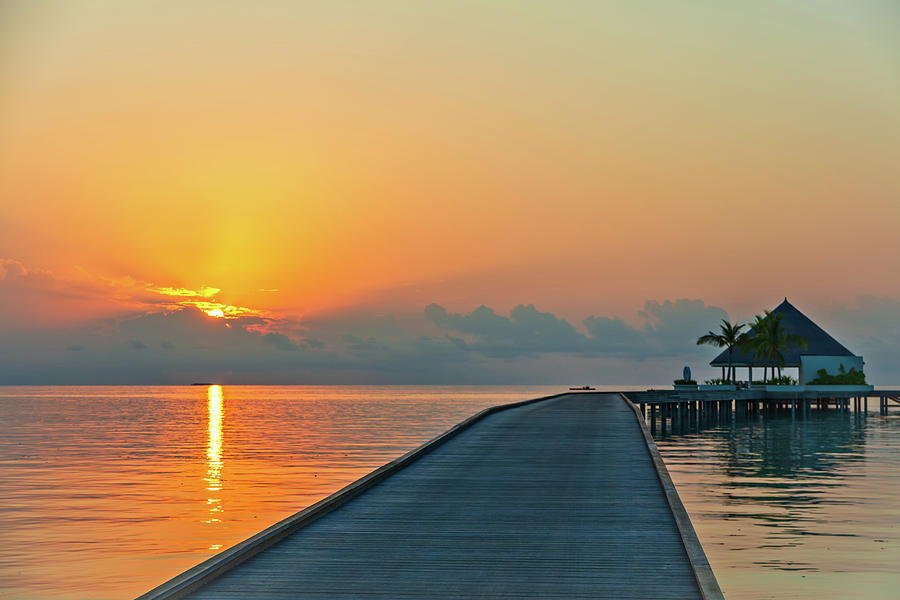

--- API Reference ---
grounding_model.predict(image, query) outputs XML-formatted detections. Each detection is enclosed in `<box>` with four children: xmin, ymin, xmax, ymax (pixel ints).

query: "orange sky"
<box><xmin>1</xmin><ymin>1</ymin><xmax>899</xmax><ymax>344</ymax></box>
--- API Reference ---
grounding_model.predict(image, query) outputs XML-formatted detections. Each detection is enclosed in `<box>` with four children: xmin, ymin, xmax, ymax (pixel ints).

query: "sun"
<box><xmin>205</xmin><ymin>308</ymin><xmax>225</xmax><ymax>318</ymax></box>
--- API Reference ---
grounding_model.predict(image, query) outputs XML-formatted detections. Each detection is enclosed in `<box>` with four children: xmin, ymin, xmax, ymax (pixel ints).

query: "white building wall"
<box><xmin>800</xmin><ymin>355</ymin><xmax>864</xmax><ymax>384</ymax></box>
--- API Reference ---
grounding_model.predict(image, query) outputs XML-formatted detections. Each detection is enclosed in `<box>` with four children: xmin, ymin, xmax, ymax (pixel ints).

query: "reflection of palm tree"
<box><xmin>661</xmin><ymin>412</ymin><xmax>869</xmax><ymax>514</ymax></box>
<box><xmin>742</xmin><ymin>311</ymin><xmax>808</xmax><ymax>381</ymax></box>
<box><xmin>697</xmin><ymin>320</ymin><xmax>745</xmax><ymax>383</ymax></box>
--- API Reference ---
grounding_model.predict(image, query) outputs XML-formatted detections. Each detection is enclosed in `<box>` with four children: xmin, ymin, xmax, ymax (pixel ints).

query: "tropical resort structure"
<box><xmin>626</xmin><ymin>298</ymin><xmax>900</xmax><ymax>431</ymax></box>
<box><xmin>709</xmin><ymin>298</ymin><xmax>865</xmax><ymax>386</ymax></box>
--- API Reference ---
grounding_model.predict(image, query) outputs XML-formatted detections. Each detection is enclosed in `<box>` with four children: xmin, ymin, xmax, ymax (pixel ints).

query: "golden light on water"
<box><xmin>204</xmin><ymin>385</ymin><xmax>224</xmax><ymax>524</ymax></box>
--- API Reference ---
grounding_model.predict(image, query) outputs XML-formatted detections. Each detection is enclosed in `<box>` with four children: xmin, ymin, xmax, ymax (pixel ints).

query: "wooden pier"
<box><xmin>627</xmin><ymin>389</ymin><xmax>900</xmax><ymax>435</ymax></box>
<box><xmin>139</xmin><ymin>393</ymin><xmax>723</xmax><ymax>600</ymax></box>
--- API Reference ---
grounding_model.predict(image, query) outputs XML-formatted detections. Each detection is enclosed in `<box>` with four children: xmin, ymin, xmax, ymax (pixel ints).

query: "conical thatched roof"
<box><xmin>710</xmin><ymin>299</ymin><xmax>855</xmax><ymax>367</ymax></box>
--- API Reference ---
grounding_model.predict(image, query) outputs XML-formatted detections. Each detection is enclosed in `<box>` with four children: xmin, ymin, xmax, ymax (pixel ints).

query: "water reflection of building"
<box><xmin>660</xmin><ymin>412</ymin><xmax>868</xmax><ymax>510</ymax></box>
<box><xmin>721</xmin><ymin>415</ymin><xmax>866</xmax><ymax>481</ymax></box>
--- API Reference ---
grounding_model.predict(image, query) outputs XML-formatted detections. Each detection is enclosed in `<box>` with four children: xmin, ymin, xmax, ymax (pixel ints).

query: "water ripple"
<box><xmin>655</xmin><ymin>408</ymin><xmax>900</xmax><ymax>599</ymax></box>
<box><xmin>0</xmin><ymin>384</ymin><xmax>563</xmax><ymax>600</ymax></box>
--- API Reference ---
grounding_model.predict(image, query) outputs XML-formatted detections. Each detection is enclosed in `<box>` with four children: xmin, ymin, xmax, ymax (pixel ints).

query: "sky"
<box><xmin>1</xmin><ymin>1</ymin><xmax>899</xmax><ymax>384</ymax></box>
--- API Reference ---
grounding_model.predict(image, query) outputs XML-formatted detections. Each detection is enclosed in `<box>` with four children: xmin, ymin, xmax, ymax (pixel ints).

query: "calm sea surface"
<box><xmin>655</xmin><ymin>401</ymin><xmax>900</xmax><ymax>600</ymax></box>
<box><xmin>1</xmin><ymin>386</ymin><xmax>898</xmax><ymax>599</ymax></box>
<box><xmin>0</xmin><ymin>385</ymin><xmax>562</xmax><ymax>599</ymax></box>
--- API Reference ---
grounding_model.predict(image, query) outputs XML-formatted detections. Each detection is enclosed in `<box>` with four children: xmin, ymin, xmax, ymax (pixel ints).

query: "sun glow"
<box><xmin>154</xmin><ymin>286</ymin><xmax>221</xmax><ymax>298</ymax></box>
<box><xmin>145</xmin><ymin>282</ymin><xmax>268</xmax><ymax>320</ymax></box>
<box><xmin>187</xmin><ymin>300</ymin><xmax>266</xmax><ymax>319</ymax></box>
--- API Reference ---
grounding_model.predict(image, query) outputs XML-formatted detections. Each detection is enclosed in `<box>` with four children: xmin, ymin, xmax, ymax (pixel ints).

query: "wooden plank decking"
<box><xmin>144</xmin><ymin>393</ymin><xmax>719</xmax><ymax>599</ymax></box>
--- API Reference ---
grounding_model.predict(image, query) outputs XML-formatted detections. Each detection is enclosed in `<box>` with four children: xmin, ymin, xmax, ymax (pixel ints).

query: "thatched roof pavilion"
<box><xmin>710</xmin><ymin>299</ymin><xmax>862</xmax><ymax>383</ymax></box>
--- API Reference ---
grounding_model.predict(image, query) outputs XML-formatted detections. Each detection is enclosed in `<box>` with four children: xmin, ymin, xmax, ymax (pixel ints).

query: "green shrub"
<box><xmin>703</xmin><ymin>378</ymin><xmax>730</xmax><ymax>385</ymax></box>
<box><xmin>807</xmin><ymin>365</ymin><xmax>866</xmax><ymax>385</ymax></box>
<box><xmin>751</xmin><ymin>375</ymin><xmax>797</xmax><ymax>385</ymax></box>
<box><xmin>673</xmin><ymin>379</ymin><xmax>697</xmax><ymax>385</ymax></box>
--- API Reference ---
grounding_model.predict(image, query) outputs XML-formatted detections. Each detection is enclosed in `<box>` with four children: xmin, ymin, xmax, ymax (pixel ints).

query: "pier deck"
<box><xmin>142</xmin><ymin>394</ymin><xmax>719</xmax><ymax>599</ymax></box>
<box><xmin>626</xmin><ymin>388</ymin><xmax>900</xmax><ymax>422</ymax></box>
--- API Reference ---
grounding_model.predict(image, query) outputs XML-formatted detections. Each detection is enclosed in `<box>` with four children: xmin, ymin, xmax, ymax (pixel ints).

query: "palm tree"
<box><xmin>740</xmin><ymin>313</ymin><xmax>769</xmax><ymax>381</ymax></box>
<box><xmin>696</xmin><ymin>319</ymin><xmax>746</xmax><ymax>383</ymax></box>
<box><xmin>741</xmin><ymin>311</ymin><xmax>808</xmax><ymax>382</ymax></box>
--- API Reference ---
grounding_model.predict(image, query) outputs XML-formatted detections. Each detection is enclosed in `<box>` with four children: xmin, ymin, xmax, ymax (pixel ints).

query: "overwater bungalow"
<box><xmin>710</xmin><ymin>298</ymin><xmax>864</xmax><ymax>385</ymax></box>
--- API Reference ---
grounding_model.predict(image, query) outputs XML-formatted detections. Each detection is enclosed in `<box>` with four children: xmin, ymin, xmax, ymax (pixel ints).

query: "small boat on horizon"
<box><xmin>190</xmin><ymin>382</ymin><xmax>216</xmax><ymax>386</ymax></box>
<box><xmin>568</xmin><ymin>385</ymin><xmax>596</xmax><ymax>391</ymax></box>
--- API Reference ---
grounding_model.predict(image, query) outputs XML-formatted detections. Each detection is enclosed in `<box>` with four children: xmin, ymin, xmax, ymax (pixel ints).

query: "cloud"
<box><xmin>263</xmin><ymin>332</ymin><xmax>300</xmax><ymax>352</ymax></box>
<box><xmin>827</xmin><ymin>296</ymin><xmax>900</xmax><ymax>383</ymax></box>
<box><xmin>152</xmin><ymin>286</ymin><xmax>220</xmax><ymax>298</ymax></box>
<box><xmin>425</xmin><ymin>303</ymin><xmax>586</xmax><ymax>357</ymax></box>
<box><xmin>426</xmin><ymin>299</ymin><xmax>728</xmax><ymax>360</ymax></box>
<box><xmin>1</xmin><ymin>258</ymin><xmax>54</xmax><ymax>286</ymax></box>
<box><xmin>0</xmin><ymin>303</ymin><xmax>477</xmax><ymax>384</ymax></box>
<box><xmin>0</xmin><ymin>291</ymin><xmax>893</xmax><ymax>385</ymax></box>
<box><xmin>583</xmin><ymin>316</ymin><xmax>647</xmax><ymax>354</ymax></box>
<box><xmin>638</xmin><ymin>299</ymin><xmax>730</xmax><ymax>356</ymax></box>
<box><xmin>830</xmin><ymin>296</ymin><xmax>900</xmax><ymax>338</ymax></box>
<box><xmin>0</xmin><ymin>257</ymin><xmax>284</xmax><ymax>330</ymax></box>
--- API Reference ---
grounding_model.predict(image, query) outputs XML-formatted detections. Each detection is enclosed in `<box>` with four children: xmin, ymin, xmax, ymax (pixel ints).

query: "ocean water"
<box><xmin>0</xmin><ymin>385</ymin><xmax>562</xmax><ymax>600</ymax></box>
<box><xmin>655</xmin><ymin>403</ymin><xmax>900</xmax><ymax>600</ymax></box>
<box><xmin>2</xmin><ymin>386</ymin><xmax>898</xmax><ymax>599</ymax></box>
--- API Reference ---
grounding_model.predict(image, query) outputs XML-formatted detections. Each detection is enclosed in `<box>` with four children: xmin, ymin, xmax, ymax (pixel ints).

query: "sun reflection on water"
<box><xmin>204</xmin><ymin>385</ymin><xmax>224</xmax><ymax>524</ymax></box>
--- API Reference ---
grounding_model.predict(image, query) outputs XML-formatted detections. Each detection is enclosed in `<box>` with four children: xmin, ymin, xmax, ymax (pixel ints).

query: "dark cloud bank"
<box><xmin>1</xmin><ymin>298</ymin><xmax>897</xmax><ymax>385</ymax></box>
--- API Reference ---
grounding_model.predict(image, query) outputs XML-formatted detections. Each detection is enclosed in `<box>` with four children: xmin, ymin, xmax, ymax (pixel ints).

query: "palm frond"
<box><xmin>696</xmin><ymin>332</ymin><xmax>725</xmax><ymax>347</ymax></box>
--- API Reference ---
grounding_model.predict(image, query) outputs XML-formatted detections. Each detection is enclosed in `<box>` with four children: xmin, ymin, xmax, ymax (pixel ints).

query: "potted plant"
<box><xmin>699</xmin><ymin>378</ymin><xmax>737</xmax><ymax>391</ymax></box>
<box><xmin>673</xmin><ymin>378</ymin><xmax>698</xmax><ymax>390</ymax></box>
